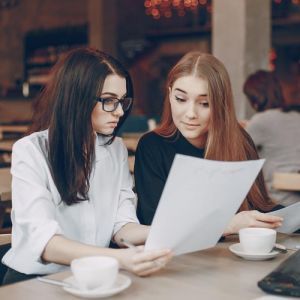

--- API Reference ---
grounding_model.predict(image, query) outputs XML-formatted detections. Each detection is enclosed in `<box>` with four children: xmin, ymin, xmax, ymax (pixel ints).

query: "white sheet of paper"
<box><xmin>267</xmin><ymin>202</ymin><xmax>300</xmax><ymax>234</ymax></box>
<box><xmin>145</xmin><ymin>154</ymin><xmax>265</xmax><ymax>256</ymax></box>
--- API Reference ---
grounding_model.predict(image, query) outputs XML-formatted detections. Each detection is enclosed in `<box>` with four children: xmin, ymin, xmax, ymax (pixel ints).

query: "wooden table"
<box><xmin>0</xmin><ymin>168</ymin><xmax>11</xmax><ymax>201</ymax></box>
<box><xmin>1</xmin><ymin>234</ymin><xmax>299</xmax><ymax>299</ymax></box>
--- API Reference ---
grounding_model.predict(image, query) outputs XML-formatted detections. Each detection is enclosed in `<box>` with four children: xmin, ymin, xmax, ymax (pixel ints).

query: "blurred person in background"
<box><xmin>244</xmin><ymin>70</ymin><xmax>300</xmax><ymax>207</ymax></box>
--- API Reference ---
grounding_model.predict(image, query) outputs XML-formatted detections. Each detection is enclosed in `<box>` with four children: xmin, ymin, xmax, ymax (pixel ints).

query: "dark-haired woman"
<box><xmin>134</xmin><ymin>52</ymin><xmax>283</xmax><ymax>233</ymax></box>
<box><xmin>2</xmin><ymin>48</ymin><xmax>171</xmax><ymax>285</ymax></box>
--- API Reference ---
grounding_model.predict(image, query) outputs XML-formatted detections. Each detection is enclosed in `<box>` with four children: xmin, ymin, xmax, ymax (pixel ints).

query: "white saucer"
<box><xmin>229</xmin><ymin>243</ymin><xmax>280</xmax><ymax>261</ymax></box>
<box><xmin>63</xmin><ymin>274</ymin><xmax>131</xmax><ymax>299</ymax></box>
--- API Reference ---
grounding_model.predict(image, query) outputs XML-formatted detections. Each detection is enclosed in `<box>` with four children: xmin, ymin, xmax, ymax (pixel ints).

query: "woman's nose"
<box><xmin>185</xmin><ymin>103</ymin><xmax>197</xmax><ymax>119</ymax></box>
<box><xmin>113</xmin><ymin>102</ymin><xmax>124</xmax><ymax>117</ymax></box>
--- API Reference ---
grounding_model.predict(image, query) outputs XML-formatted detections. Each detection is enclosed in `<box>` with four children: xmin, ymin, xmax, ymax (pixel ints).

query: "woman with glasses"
<box><xmin>134</xmin><ymin>52</ymin><xmax>283</xmax><ymax>234</ymax></box>
<box><xmin>2</xmin><ymin>48</ymin><xmax>172</xmax><ymax>285</ymax></box>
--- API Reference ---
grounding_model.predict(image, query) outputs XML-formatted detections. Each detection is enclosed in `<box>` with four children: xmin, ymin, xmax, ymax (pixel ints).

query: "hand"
<box><xmin>224</xmin><ymin>210</ymin><xmax>283</xmax><ymax>236</ymax></box>
<box><xmin>239</xmin><ymin>119</ymin><xmax>249</xmax><ymax>128</ymax></box>
<box><xmin>117</xmin><ymin>246</ymin><xmax>173</xmax><ymax>276</ymax></box>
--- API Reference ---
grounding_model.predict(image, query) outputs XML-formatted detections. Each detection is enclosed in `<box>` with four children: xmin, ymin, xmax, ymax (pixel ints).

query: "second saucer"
<box><xmin>229</xmin><ymin>243</ymin><xmax>280</xmax><ymax>261</ymax></box>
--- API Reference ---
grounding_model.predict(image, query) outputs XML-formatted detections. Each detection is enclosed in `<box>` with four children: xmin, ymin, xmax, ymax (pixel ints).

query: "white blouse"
<box><xmin>2</xmin><ymin>130</ymin><xmax>138</xmax><ymax>274</ymax></box>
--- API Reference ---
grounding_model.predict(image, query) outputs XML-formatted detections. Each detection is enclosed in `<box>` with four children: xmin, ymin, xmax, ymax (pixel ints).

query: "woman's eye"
<box><xmin>200</xmin><ymin>102</ymin><xmax>209</xmax><ymax>107</ymax></box>
<box><xmin>104</xmin><ymin>98</ymin><xmax>116</xmax><ymax>105</ymax></box>
<box><xmin>175</xmin><ymin>96</ymin><xmax>186</xmax><ymax>102</ymax></box>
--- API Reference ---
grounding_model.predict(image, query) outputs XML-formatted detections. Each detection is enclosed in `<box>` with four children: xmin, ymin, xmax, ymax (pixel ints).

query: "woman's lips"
<box><xmin>182</xmin><ymin>122</ymin><xmax>200</xmax><ymax>127</ymax></box>
<box><xmin>108</xmin><ymin>121</ymin><xmax>118</xmax><ymax>127</ymax></box>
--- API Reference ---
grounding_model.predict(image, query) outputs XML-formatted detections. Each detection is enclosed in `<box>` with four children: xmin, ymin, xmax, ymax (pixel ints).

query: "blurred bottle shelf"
<box><xmin>23</xmin><ymin>24</ymin><xmax>88</xmax><ymax>91</ymax></box>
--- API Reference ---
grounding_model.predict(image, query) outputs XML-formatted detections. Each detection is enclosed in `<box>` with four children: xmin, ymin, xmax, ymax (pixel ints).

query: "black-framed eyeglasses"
<box><xmin>96</xmin><ymin>97</ymin><xmax>133</xmax><ymax>112</ymax></box>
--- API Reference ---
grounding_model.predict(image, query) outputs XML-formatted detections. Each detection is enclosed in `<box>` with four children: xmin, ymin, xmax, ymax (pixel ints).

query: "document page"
<box><xmin>267</xmin><ymin>202</ymin><xmax>300</xmax><ymax>234</ymax></box>
<box><xmin>145</xmin><ymin>155</ymin><xmax>265</xmax><ymax>255</ymax></box>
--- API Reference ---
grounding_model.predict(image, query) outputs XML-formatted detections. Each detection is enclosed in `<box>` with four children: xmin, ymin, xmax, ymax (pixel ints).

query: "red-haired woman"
<box><xmin>134</xmin><ymin>52</ymin><xmax>283</xmax><ymax>233</ymax></box>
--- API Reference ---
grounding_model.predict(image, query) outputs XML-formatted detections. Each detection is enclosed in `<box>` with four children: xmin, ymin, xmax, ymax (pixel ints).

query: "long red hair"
<box><xmin>156</xmin><ymin>52</ymin><xmax>274</xmax><ymax>212</ymax></box>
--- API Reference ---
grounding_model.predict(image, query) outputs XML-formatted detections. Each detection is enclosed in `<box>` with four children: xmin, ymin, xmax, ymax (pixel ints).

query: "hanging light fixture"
<box><xmin>144</xmin><ymin>0</ymin><xmax>211</xmax><ymax>20</ymax></box>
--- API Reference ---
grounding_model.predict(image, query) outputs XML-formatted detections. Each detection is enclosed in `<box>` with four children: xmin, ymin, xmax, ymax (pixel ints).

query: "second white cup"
<box><xmin>239</xmin><ymin>227</ymin><xmax>276</xmax><ymax>254</ymax></box>
<box><xmin>71</xmin><ymin>256</ymin><xmax>119</xmax><ymax>290</ymax></box>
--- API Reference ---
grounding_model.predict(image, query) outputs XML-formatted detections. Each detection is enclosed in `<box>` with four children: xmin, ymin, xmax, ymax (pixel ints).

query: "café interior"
<box><xmin>0</xmin><ymin>0</ymin><xmax>300</xmax><ymax>299</ymax></box>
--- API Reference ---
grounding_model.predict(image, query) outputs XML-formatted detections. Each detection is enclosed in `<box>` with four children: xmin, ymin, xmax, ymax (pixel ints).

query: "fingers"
<box><xmin>131</xmin><ymin>250</ymin><xmax>173</xmax><ymax>276</ymax></box>
<box><xmin>251</xmin><ymin>211</ymin><xmax>283</xmax><ymax>224</ymax></box>
<box><xmin>138</xmin><ymin>263</ymin><xmax>165</xmax><ymax>277</ymax></box>
<box><xmin>132</xmin><ymin>249</ymin><xmax>171</xmax><ymax>264</ymax></box>
<box><xmin>132</xmin><ymin>256</ymin><xmax>171</xmax><ymax>276</ymax></box>
<box><xmin>228</xmin><ymin>211</ymin><xmax>283</xmax><ymax>234</ymax></box>
<box><xmin>251</xmin><ymin>220</ymin><xmax>282</xmax><ymax>229</ymax></box>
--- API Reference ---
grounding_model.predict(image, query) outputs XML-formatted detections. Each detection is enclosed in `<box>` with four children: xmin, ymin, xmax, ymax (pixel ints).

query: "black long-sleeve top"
<box><xmin>134</xmin><ymin>131</ymin><xmax>205</xmax><ymax>225</ymax></box>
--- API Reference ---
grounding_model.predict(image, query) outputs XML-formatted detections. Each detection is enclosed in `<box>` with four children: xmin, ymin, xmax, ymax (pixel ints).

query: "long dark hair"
<box><xmin>30</xmin><ymin>48</ymin><xmax>133</xmax><ymax>205</ymax></box>
<box><xmin>156</xmin><ymin>52</ymin><xmax>274</xmax><ymax>212</ymax></box>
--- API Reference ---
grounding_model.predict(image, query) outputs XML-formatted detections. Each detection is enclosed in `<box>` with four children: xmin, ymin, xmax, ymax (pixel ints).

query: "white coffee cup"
<box><xmin>239</xmin><ymin>228</ymin><xmax>276</xmax><ymax>254</ymax></box>
<box><xmin>71</xmin><ymin>256</ymin><xmax>119</xmax><ymax>290</ymax></box>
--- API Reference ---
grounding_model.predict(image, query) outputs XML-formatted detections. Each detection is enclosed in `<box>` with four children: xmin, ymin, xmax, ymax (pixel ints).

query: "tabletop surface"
<box><xmin>1</xmin><ymin>234</ymin><xmax>299</xmax><ymax>300</ymax></box>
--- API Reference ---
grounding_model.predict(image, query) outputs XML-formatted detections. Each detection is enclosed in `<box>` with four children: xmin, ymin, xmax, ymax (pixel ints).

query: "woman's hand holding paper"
<box><xmin>223</xmin><ymin>210</ymin><xmax>283</xmax><ymax>236</ymax></box>
<box><xmin>117</xmin><ymin>246</ymin><xmax>173</xmax><ymax>277</ymax></box>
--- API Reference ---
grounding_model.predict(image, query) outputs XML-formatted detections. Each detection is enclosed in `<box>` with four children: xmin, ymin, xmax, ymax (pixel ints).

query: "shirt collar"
<box><xmin>95</xmin><ymin>134</ymin><xmax>111</xmax><ymax>162</ymax></box>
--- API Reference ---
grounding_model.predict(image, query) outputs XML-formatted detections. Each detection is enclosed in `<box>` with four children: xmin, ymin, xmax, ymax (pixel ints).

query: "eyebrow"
<box><xmin>100</xmin><ymin>92</ymin><xmax>127</xmax><ymax>98</ymax></box>
<box><xmin>174</xmin><ymin>88</ymin><xmax>208</xmax><ymax>97</ymax></box>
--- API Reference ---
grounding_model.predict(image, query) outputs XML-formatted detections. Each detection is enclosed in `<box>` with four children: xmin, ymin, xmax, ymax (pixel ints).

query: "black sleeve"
<box><xmin>134</xmin><ymin>134</ymin><xmax>168</xmax><ymax>225</ymax></box>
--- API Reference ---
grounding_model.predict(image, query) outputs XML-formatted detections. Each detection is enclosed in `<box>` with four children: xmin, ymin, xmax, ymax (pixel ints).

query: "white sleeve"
<box><xmin>10</xmin><ymin>139</ymin><xmax>63</xmax><ymax>264</ymax></box>
<box><xmin>113</xmin><ymin>142</ymin><xmax>139</xmax><ymax>235</ymax></box>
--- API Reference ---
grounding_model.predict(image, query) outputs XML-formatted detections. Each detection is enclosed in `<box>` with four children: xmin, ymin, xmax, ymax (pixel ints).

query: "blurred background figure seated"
<box><xmin>243</xmin><ymin>70</ymin><xmax>300</xmax><ymax>207</ymax></box>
